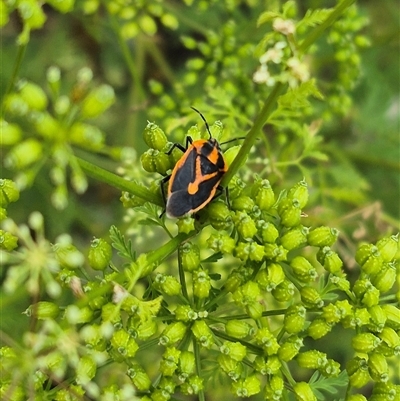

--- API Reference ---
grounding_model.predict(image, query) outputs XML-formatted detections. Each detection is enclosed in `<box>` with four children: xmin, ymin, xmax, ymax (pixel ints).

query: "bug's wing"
<box><xmin>169</xmin><ymin>148</ymin><xmax>197</xmax><ymax>193</ymax></box>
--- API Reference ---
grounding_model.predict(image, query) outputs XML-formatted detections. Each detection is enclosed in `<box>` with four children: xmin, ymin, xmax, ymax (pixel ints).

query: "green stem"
<box><xmin>76</xmin><ymin>157</ymin><xmax>163</xmax><ymax>205</ymax></box>
<box><xmin>2</xmin><ymin>42</ymin><xmax>27</xmax><ymax>117</ymax></box>
<box><xmin>221</xmin><ymin>82</ymin><xmax>285</xmax><ymax>186</ymax></box>
<box><xmin>193</xmin><ymin>338</ymin><xmax>205</xmax><ymax>401</ymax></box>
<box><xmin>298</xmin><ymin>0</ymin><xmax>356</xmax><ymax>56</ymax></box>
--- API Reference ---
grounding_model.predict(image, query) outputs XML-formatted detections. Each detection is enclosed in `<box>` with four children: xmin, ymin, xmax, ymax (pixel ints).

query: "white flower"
<box><xmin>273</xmin><ymin>18</ymin><xmax>296</xmax><ymax>35</ymax></box>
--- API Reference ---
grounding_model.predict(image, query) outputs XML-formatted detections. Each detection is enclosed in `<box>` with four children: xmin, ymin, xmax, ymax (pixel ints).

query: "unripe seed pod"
<box><xmin>376</xmin><ymin>235</ymin><xmax>399</xmax><ymax>262</ymax></box>
<box><xmin>307</xmin><ymin>226</ymin><xmax>339</xmax><ymax>247</ymax></box>
<box><xmin>287</xmin><ymin>179</ymin><xmax>309</xmax><ymax>208</ymax></box>
<box><xmin>1</xmin><ymin>120</ymin><xmax>22</xmax><ymax>145</ymax></box>
<box><xmin>0</xmin><ymin>230</ymin><xmax>18</xmax><ymax>251</ymax></box>
<box><xmin>179</xmin><ymin>242</ymin><xmax>200</xmax><ymax>272</ymax></box>
<box><xmin>160</xmin><ymin>322</ymin><xmax>187</xmax><ymax>346</ymax></box>
<box><xmin>191</xmin><ymin>320</ymin><xmax>214</xmax><ymax>349</ymax></box>
<box><xmin>218</xmin><ymin>354</ymin><xmax>243</xmax><ymax>380</ymax></box>
<box><xmin>300</xmin><ymin>286</ymin><xmax>324</xmax><ymax>308</ymax></box>
<box><xmin>284</xmin><ymin>304</ymin><xmax>306</xmax><ymax>334</ymax></box>
<box><xmin>4</xmin><ymin>139</ymin><xmax>43</xmax><ymax>170</ymax></box>
<box><xmin>176</xmin><ymin>215</ymin><xmax>195</xmax><ymax>234</ymax></box>
<box><xmin>127</xmin><ymin>363</ymin><xmax>151</xmax><ymax>391</ymax></box>
<box><xmin>24</xmin><ymin>301</ymin><xmax>60</xmax><ymax>320</ymax></box>
<box><xmin>355</xmin><ymin>243</ymin><xmax>376</xmax><ymax>266</ymax></box>
<box><xmin>352</xmin><ymin>332</ymin><xmax>381</xmax><ymax>353</ymax></box>
<box><xmin>346</xmin><ymin>395</ymin><xmax>367</xmax><ymax>401</ymax></box>
<box><xmin>291</xmin><ymin>256</ymin><xmax>317</xmax><ymax>282</ymax></box>
<box><xmin>140</xmin><ymin>148</ymin><xmax>171</xmax><ymax>175</ymax></box>
<box><xmin>272</xmin><ymin>279</ymin><xmax>295</xmax><ymax>302</ymax></box>
<box><xmin>88</xmin><ymin>237</ymin><xmax>112</xmax><ymax>271</ymax></box>
<box><xmin>362</xmin><ymin>253</ymin><xmax>384</xmax><ymax>276</ymax></box>
<box><xmin>381</xmin><ymin>304</ymin><xmax>400</xmax><ymax>330</ymax></box>
<box><xmin>293</xmin><ymin>381</ymin><xmax>317</xmax><ymax>401</ymax></box>
<box><xmin>297</xmin><ymin>350</ymin><xmax>327</xmax><ymax>370</ymax></box>
<box><xmin>378</xmin><ymin>326</ymin><xmax>400</xmax><ymax>349</ymax></box>
<box><xmin>264</xmin><ymin>375</ymin><xmax>284</xmax><ymax>400</ymax></box>
<box><xmin>235</xmin><ymin>241</ymin><xmax>264</xmax><ymax>262</ymax></box>
<box><xmin>207</xmin><ymin>233</ymin><xmax>235</xmax><ymax>254</ymax></box>
<box><xmin>278</xmin><ymin>336</ymin><xmax>303</xmax><ymax>361</ymax></box>
<box><xmin>368</xmin><ymin>305</ymin><xmax>387</xmax><ymax>331</ymax></box>
<box><xmin>76</xmin><ymin>355</ymin><xmax>97</xmax><ymax>384</ymax></box>
<box><xmin>231</xmin><ymin>195</ymin><xmax>255</xmax><ymax>213</ymax></box>
<box><xmin>225</xmin><ymin>319</ymin><xmax>253</xmax><ymax>339</ymax></box>
<box><xmin>308</xmin><ymin>318</ymin><xmax>332</xmax><ymax>339</ymax></box>
<box><xmin>347</xmin><ymin>357</ymin><xmax>371</xmax><ymax>388</ymax></box>
<box><xmin>280</xmin><ymin>226</ymin><xmax>309</xmax><ymax>250</ymax></box>
<box><xmin>256</xmin><ymin>263</ymin><xmax>285</xmax><ymax>291</ymax></box>
<box><xmin>143</xmin><ymin>121</ymin><xmax>168</xmax><ymax>150</ymax></box>
<box><xmin>0</xmin><ymin>179</ymin><xmax>20</xmax><ymax>207</ymax></box>
<box><xmin>277</xmin><ymin>198</ymin><xmax>301</xmax><ymax>227</ymax></box>
<box><xmin>155</xmin><ymin>274</ymin><xmax>181</xmax><ymax>296</ymax></box>
<box><xmin>254</xmin><ymin>327</ymin><xmax>279</xmax><ymax>355</ymax></box>
<box><xmin>233</xmin><ymin>211</ymin><xmax>257</xmax><ymax>240</ymax></box>
<box><xmin>371</xmin><ymin>262</ymin><xmax>396</xmax><ymax>293</ymax></box>
<box><xmin>251</xmin><ymin>179</ymin><xmax>275</xmax><ymax>211</ymax></box>
<box><xmin>220</xmin><ymin>341</ymin><xmax>247</xmax><ymax>362</ymax></box>
<box><xmin>317</xmin><ymin>246</ymin><xmax>343</xmax><ymax>274</ymax></box>
<box><xmin>207</xmin><ymin>201</ymin><xmax>232</xmax><ymax>231</ymax></box>
<box><xmin>257</xmin><ymin>220</ymin><xmax>279</xmax><ymax>244</ymax></box>
<box><xmin>193</xmin><ymin>268</ymin><xmax>211</xmax><ymax>299</ymax></box>
<box><xmin>179</xmin><ymin>351</ymin><xmax>196</xmax><ymax>377</ymax></box>
<box><xmin>368</xmin><ymin>352</ymin><xmax>389</xmax><ymax>383</ymax></box>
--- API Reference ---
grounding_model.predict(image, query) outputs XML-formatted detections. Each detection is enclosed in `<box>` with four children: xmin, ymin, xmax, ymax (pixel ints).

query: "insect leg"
<box><xmin>165</xmin><ymin>136</ymin><xmax>193</xmax><ymax>155</ymax></box>
<box><xmin>159</xmin><ymin>175</ymin><xmax>171</xmax><ymax>218</ymax></box>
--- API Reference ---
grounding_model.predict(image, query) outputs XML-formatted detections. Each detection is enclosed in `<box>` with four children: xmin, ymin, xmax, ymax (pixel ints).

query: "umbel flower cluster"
<box><xmin>1</xmin><ymin>117</ymin><xmax>400</xmax><ymax>401</ymax></box>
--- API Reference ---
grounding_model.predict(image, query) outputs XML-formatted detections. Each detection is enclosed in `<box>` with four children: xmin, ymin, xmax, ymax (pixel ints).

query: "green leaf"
<box><xmin>296</xmin><ymin>8</ymin><xmax>334</xmax><ymax>31</ymax></box>
<box><xmin>257</xmin><ymin>11</ymin><xmax>281</xmax><ymax>27</ymax></box>
<box><xmin>109</xmin><ymin>225</ymin><xmax>135</xmax><ymax>261</ymax></box>
<box><xmin>201</xmin><ymin>252</ymin><xmax>223</xmax><ymax>263</ymax></box>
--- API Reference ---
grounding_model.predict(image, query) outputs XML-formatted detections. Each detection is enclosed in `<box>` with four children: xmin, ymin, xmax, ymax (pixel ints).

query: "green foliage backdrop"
<box><xmin>0</xmin><ymin>0</ymin><xmax>399</xmax><ymax>400</ymax></box>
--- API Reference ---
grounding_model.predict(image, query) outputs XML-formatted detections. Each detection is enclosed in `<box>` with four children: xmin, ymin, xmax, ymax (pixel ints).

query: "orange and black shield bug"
<box><xmin>161</xmin><ymin>107</ymin><xmax>230</xmax><ymax>218</ymax></box>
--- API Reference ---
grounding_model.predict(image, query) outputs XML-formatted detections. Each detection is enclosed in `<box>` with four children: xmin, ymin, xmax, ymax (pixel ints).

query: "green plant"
<box><xmin>1</xmin><ymin>1</ymin><xmax>399</xmax><ymax>401</ymax></box>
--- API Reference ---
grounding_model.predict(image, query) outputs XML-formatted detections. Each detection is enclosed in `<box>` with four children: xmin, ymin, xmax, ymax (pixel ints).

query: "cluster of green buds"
<box><xmin>1</xmin><ymin>67</ymin><xmax>120</xmax><ymax>209</ymax></box>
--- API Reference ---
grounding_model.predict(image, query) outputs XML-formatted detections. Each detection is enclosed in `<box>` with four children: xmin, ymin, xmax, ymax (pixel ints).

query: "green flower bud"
<box><xmin>252</xmin><ymin>179</ymin><xmax>275</xmax><ymax>211</ymax></box>
<box><xmin>140</xmin><ymin>148</ymin><xmax>171</xmax><ymax>175</ymax></box>
<box><xmin>258</xmin><ymin>220</ymin><xmax>279</xmax><ymax>243</ymax></box>
<box><xmin>278</xmin><ymin>336</ymin><xmax>303</xmax><ymax>361</ymax></box>
<box><xmin>264</xmin><ymin>375</ymin><xmax>284</xmax><ymax>400</ymax></box>
<box><xmin>235</xmin><ymin>241</ymin><xmax>265</xmax><ymax>262</ymax></box>
<box><xmin>330</xmin><ymin>274</ymin><xmax>351</xmax><ymax>292</ymax></box>
<box><xmin>160</xmin><ymin>347</ymin><xmax>181</xmax><ymax>376</ymax></box>
<box><xmin>225</xmin><ymin>319</ymin><xmax>253</xmax><ymax>339</ymax></box>
<box><xmin>297</xmin><ymin>350</ymin><xmax>327</xmax><ymax>370</ymax></box>
<box><xmin>347</xmin><ymin>357</ymin><xmax>370</xmax><ymax>388</ymax></box>
<box><xmin>307</xmin><ymin>227</ymin><xmax>339</xmax><ymax>247</ymax></box>
<box><xmin>353</xmin><ymin>279</ymin><xmax>380</xmax><ymax>308</ymax></box>
<box><xmin>300</xmin><ymin>286</ymin><xmax>324</xmax><ymax>308</ymax></box>
<box><xmin>0</xmin><ymin>229</ymin><xmax>18</xmax><ymax>250</ymax></box>
<box><xmin>229</xmin><ymin>175</ymin><xmax>246</xmax><ymax>199</ymax></box>
<box><xmin>218</xmin><ymin>354</ymin><xmax>242</xmax><ymax>381</ymax></box>
<box><xmin>280</xmin><ymin>226</ymin><xmax>309</xmax><ymax>250</ymax></box>
<box><xmin>342</xmin><ymin>307</ymin><xmax>370</xmax><ymax>329</ymax></box>
<box><xmin>308</xmin><ymin>318</ymin><xmax>332</xmax><ymax>340</ymax></box>
<box><xmin>18</xmin><ymin>81</ymin><xmax>48</xmax><ymax>111</ymax></box>
<box><xmin>193</xmin><ymin>268</ymin><xmax>211</xmax><ymax>299</ymax></box>
<box><xmin>231</xmin><ymin>375</ymin><xmax>261</xmax><ymax>398</ymax></box>
<box><xmin>207</xmin><ymin>200</ymin><xmax>232</xmax><ymax>230</ymax></box>
<box><xmin>207</xmin><ymin>233</ymin><xmax>236</xmax><ymax>254</ymax></box>
<box><xmin>376</xmin><ymin>235</ymin><xmax>399</xmax><ymax>262</ymax></box>
<box><xmin>246</xmin><ymin>300</ymin><xmax>264</xmax><ymax>320</ymax></box>
<box><xmin>278</xmin><ymin>198</ymin><xmax>301</xmax><ymax>227</ymax></box>
<box><xmin>263</xmin><ymin>243</ymin><xmax>287</xmax><ymax>262</ymax></box>
<box><xmin>155</xmin><ymin>273</ymin><xmax>182</xmax><ymax>296</ymax></box>
<box><xmin>178</xmin><ymin>351</ymin><xmax>195</xmax><ymax>378</ymax></box>
<box><xmin>254</xmin><ymin>327</ymin><xmax>280</xmax><ymax>355</ymax></box>
<box><xmin>111</xmin><ymin>329</ymin><xmax>138</xmax><ymax>358</ymax></box>
<box><xmin>175</xmin><ymin>305</ymin><xmax>197</xmax><ymax>322</ymax></box>
<box><xmin>133</xmin><ymin>318</ymin><xmax>157</xmax><ymax>341</ymax></box>
<box><xmin>381</xmin><ymin>304</ymin><xmax>400</xmax><ymax>330</ymax></box>
<box><xmin>256</xmin><ymin>263</ymin><xmax>285</xmax><ymax>291</ymax></box>
<box><xmin>272</xmin><ymin>279</ymin><xmax>295</xmax><ymax>302</ymax></box>
<box><xmin>143</xmin><ymin>121</ymin><xmax>168</xmax><ymax>150</ymax></box>
<box><xmin>371</xmin><ymin>262</ymin><xmax>396</xmax><ymax>293</ymax></box>
<box><xmin>368</xmin><ymin>352</ymin><xmax>389</xmax><ymax>383</ymax></box>
<box><xmin>263</xmin><ymin>355</ymin><xmax>282</xmax><ymax>374</ymax></box>
<box><xmin>291</xmin><ymin>256</ymin><xmax>317</xmax><ymax>282</ymax></box>
<box><xmin>88</xmin><ymin>237</ymin><xmax>112</xmax><ymax>271</ymax></box>
<box><xmin>321</xmin><ymin>359</ymin><xmax>340</xmax><ymax>377</ymax></box>
<box><xmin>287</xmin><ymin>179</ymin><xmax>309</xmax><ymax>208</ymax></box>
<box><xmin>1</xmin><ymin>119</ymin><xmax>22</xmax><ymax>145</ymax></box>
<box><xmin>233</xmin><ymin>211</ymin><xmax>257</xmax><ymax>240</ymax></box>
<box><xmin>321</xmin><ymin>303</ymin><xmax>343</xmax><ymax>324</ymax></box>
<box><xmin>176</xmin><ymin>215</ymin><xmax>196</xmax><ymax>234</ymax></box>
<box><xmin>80</xmin><ymin>84</ymin><xmax>115</xmax><ymax>118</ymax></box>
<box><xmin>76</xmin><ymin>355</ymin><xmax>96</xmax><ymax>385</ymax></box>
<box><xmin>370</xmin><ymin>383</ymin><xmax>399</xmax><ymax>400</ymax></box>
<box><xmin>127</xmin><ymin>363</ymin><xmax>151</xmax><ymax>391</ymax></box>
<box><xmin>231</xmin><ymin>195</ymin><xmax>255</xmax><ymax>212</ymax></box>
<box><xmin>293</xmin><ymin>381</ymin><xmax>317</xmax><ymax>401</ymax></box>
<box><xmin>284</xmin><ymin>304</ymin><xmax>306</xmax><ymax>334</ymax></box>
<box><xmin>191</xmin><ymin>320</ymin><xmax>214</xmax><ymax>349</ymax></box>
<box><xmin>69</xmin><ymin>122</ymin><xmax>105</xmax><ymax>151</ymax></box>
<box><xmin>180</xmin><ymin>375</ymin><xmax>204</xmax><ymax>395</ymax></box>
<box><xmin>225</xmin><ymin>267</ymin><xmax>249</xmax><ymax>293</ymax></box>
<box><xmin>352</xmin><ymin>332</ymin><xmax>381</xmax><ymax>353</ymax></box>
<box><xmin>220</xmin><ymin>341</ymin><xmax>247</xmax><ymax>361</ymax></box>
<box><xmin>24</xmin><ymin>301</ymin><xmax>60</xmax><ymax>320</ymax></box>
<box><xmin>368</xmin><ymin>305</ymin><xmax>387</xmax><ymax>332</ymax></box>
<box><xmin>65</xmin><ymin>305</ymin><xmax>94</xmax><ymax>324</ymax></box>
<box><xmin>4</xmin><ymin>139</ymin><xmax>42</xmax><ymax>169</ymax></box>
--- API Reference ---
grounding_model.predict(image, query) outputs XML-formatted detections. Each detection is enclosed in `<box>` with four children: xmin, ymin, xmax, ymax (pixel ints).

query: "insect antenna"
<box><xmin>191</xmin><ymin>106</ymin><xmax>212</xmax><ymax>139</ymax></box>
